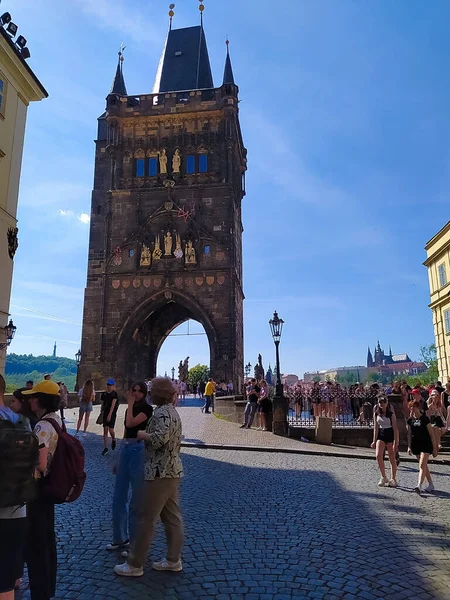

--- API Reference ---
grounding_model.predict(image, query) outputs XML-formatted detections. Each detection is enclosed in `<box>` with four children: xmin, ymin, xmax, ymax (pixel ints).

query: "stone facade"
<box><xmin>79</xmin><ymin>40</ymin><xmax>247</xmax><ymax>392</ymax></box>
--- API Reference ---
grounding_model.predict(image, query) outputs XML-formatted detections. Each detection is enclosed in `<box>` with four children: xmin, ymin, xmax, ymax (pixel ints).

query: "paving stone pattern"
<box><xmin>18</xmin><ymin>405</ymin><xmax>450</xmax><ymax>600</ymax></box>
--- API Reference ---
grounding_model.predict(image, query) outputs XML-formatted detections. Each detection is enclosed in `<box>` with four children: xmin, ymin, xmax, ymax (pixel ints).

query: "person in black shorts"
<box><xmin>407</xmin><ymin>398</ymin><xmax>438</xmax><ymax>494</ymax></box>
<box><xmin>101</xmin><ymin>379</ymin><xmax>119</xmax><ymax>456</ymax></box>
<box><xmin>371</xmin><ymin>395</ymin><xmax>399</xmax><ymax>487</ymax></box>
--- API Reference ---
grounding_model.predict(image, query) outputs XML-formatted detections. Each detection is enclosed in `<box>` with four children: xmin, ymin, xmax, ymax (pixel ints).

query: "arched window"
<box><xmin>199</xmin><ymin>154</ymin><xmax>208</xmax><ymax>173</ymax></box>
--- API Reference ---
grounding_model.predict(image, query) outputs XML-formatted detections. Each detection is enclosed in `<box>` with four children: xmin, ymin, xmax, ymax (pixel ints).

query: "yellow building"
<box><xmin>0</xmin><ymin>23</ymin><xmax>47</xmax><ymax>373</ymax></box>
<box><xmin>424</xmin><ymin>221</ymin><xmax>450</xmax><ymax>382</ymax></box>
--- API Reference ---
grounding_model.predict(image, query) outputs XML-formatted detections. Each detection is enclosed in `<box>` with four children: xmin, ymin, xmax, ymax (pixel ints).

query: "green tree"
<box><xmin>188</xmin><ymin>364</ymin><xmax>210</xmax><ymax>389</ymax></box>
<box><xmin>367</xmin><ymin>372</ymin><xmax>381</xmax><ymax>383</ymax></box>
<box><xmin>419</xmin><ymin>343</ymin><xmax>438</xmax><ymax>379</ymax></box>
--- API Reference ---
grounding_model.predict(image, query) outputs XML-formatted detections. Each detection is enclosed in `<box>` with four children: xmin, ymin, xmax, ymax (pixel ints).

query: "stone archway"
<box><xmin>115</xmin><ymin>290</ymin><xmax>219</xmax><ymax>389</ymax></box>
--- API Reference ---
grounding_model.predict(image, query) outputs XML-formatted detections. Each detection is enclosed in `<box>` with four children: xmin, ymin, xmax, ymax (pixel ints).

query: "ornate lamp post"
<box><xmin>269</xmin><ymin>311</ymin><xmax>287</xmax><ymax>436</ymax></box>
<box><xmin>171</xmin><ymin>367</ymin><xmax>175</xmax><ymax>381</ymax></box>
<box><xmin>0</xmin><ymin>319</ymin><xmax>17</xmax><ymax>350</ymax></box>
<box><xmin>223</xmin><ymin>353</ymin><xmax>228</xmax><ymax>382</ymax></box>
<box><xmin>75</xmin><ymin>349</ymin><xmax>81</xmax><ymax>392</ymax></box>
<box><xmin>244</xmin><ymin>362</ymin><xmax>252</xmax><ymax>378</ymax></box>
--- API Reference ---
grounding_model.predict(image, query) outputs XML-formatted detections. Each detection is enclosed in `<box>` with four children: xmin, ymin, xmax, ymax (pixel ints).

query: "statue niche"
<box><xmin>185</xmin><ymin>240</ymin><xmax>196</xmax><ymax>265</ymax></box>
<box><xmin>172</xmin><ymin>149</ymin><xmax>181</xmax><ymax>173</ymax></box>
<box><xmin>139</xmin><ymin>244</ymin><xmax>151</xmax><ymax>267</ymax></box>
<box><xmin>164</xmin><ymin>231</ymin><xmax>173</xmax><ymax>256</ymax></box>
<box><xmin>174</xmin><ymin>233</ymin><xmax>183</xmax><ymax>259</ymax></box>
<box><xmin>152</xmin><ymin>234</ymin><xmax>162</xmax><ymax>260</ymax></box>
<box><xmin>159</xmin><ymin>149</ymin><xmax>168</xmax><ymax>174</ymax></box>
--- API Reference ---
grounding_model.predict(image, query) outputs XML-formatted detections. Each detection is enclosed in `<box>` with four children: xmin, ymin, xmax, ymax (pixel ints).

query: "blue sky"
<box><xmin>6</xmin><ymin>0</ymin><xmax>450</xmax><ymax>377</ymax></box>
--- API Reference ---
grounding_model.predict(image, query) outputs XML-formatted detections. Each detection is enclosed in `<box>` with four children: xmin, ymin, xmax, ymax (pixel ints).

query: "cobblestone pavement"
<box><xmin>17</xmin><ymin>406</ymin><xmax>450</xmax><ymax>600</ymax></box>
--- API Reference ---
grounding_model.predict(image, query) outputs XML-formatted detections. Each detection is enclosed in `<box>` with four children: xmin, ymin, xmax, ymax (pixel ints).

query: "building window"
<box><xmin>0</xmin><ymin>76</ymin><xmax>6</xmax><ymax>117</ymax></box>
<box><xmin>445</xmin><ymin>309</ymin><xmax>450</xmax><ymax>334</ymax></box>
<box><xmin>199</xmin><ymin>154</ymin><xmax>208</xmax><ymax>173</ymax></box>
<box><xmin>148</xmin><ymin>157</ymin><xmax>158</xmax><ymax>176</ymax></box>
<box><xmin>186</xmin><ymin>155</ymin><xmax>196</xmax><ymax>174</ymax></box>
<box><xmin>204</xmin><ymin>245</ymin><xmax>211</xmax><ymax>255</ymax></box>
<box><xmin>129</xmin><ymin>249</ymin><xmax>135</xmax><ymax>258</ymax></box>
<box><xmin>439</xmin><ymin>263</ymin><xmax>447</xmax><ymax>288</ymax></box>
<box><xmin>135</xmin><ymin>158</ymin><xmax>145</xmax><ymax>177</ymax></box>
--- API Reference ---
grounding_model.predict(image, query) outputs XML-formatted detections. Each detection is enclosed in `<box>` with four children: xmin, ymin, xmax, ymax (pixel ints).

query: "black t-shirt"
<box><xmin>102</xmin><ymin>391</ymin><xmax>119</xmax><ymax>415</ymax></box>
<box><xmin>407</xmin><ymin>413</ymin><xmax>431</xmax><ymax>446</ymax></box>
<box><xmin>249</xmin><ymin>385</ymin><xmax>260</xmax><ymax>402</ymax></box>
<box><xmin>124</xmin><ymin>401</ymin><xmax>153</xmax><ymax>439</ymax></box>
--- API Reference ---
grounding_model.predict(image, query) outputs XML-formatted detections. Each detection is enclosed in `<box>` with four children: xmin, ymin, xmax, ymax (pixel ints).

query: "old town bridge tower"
<box><xmin>79</xmin><ymin>8</ymin><xmax>247</xmax><ymax>391</ymax></box>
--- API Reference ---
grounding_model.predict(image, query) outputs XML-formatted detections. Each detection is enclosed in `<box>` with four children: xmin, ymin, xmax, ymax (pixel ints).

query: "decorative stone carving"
<box><xmin>140</xmin><ymin>244</ymin><xmax>151</xmax><ymax>267</ymax></box>
<box><xmin>135</xmin><ymin>148</ymin><xmax>145</xmax><ymax>159</ymax></box>
<box><xmin>152</xmin><ymin>234</ymin><xmax>162</xmax><ymax>260</ymax></box>
<box><xmin>164</xmin><ymin>231</ymin><xmax>173</xmax><ymax>256</ymax></box>
<box><xmin>172</xmin><ymin>148</ymin><xmax>181</xmax><ymax>173</ymax></box>
<box><xmin>185</xmin><ymin>240</ymin><xmax>196</xmax><ymax>265</ymax></box>
<box><xmin>159</xmin><ymin>149</ymin><xmax>168</xmax><ymax>174</ymax></box>
<box><xmin>112</xmin><ymin>280</ymin><xmax>120</xmax><ymax>289</ymax></box>
<box><xmin>112</xmin><ymin>246</ymin><xmax>123</xmax><ymax>266</ymax></box>
<box><xmin>174</xmin><ymin>234</ymin><xmax>183</xmax><ymax>259</ymax></box>
<box><xmin>7</xmin><ymin>227</ymin><xmax>18</xmax><ymax>259</ymax></box>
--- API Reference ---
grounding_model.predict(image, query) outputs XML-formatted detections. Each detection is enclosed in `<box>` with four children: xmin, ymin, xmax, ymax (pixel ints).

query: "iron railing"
<box><xmin>288</xmin><ymin>409</ymin><xmax>374</xmax><ymax>428</ymax></box>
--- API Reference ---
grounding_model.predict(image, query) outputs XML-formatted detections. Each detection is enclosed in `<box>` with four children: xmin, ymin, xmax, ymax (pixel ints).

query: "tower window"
<box><xmin>0</xmin><ymin>76</ymin><xmax>6</xmax><ymax>117</ymax></box>
<box><xmin>204</xmin><ymin>245</ymin><xmax>211</xmax><ymax>255</ymax></box>
<box><xmin>199</xmin><ymin>154</ymin><xmax>208</xmax><ymax>173</ymax></box>
<box><xmin>148</xmin><ymin>157</ymin><xmax>158</xmax><ymax>176</ymax></box>
<box><xmin>438</xmin><ymin>263</ymin><xmax>447</xmax><ymax>288</ymax></box>
<box><xmin>135</xmin><ymin>158</ymin><xmax>145</xmax><ymax>177</ymax></box>
<box><xmin>186</xmin><ymin>155</ymin><xmax>196</xmax><ymax>174</ymax></box>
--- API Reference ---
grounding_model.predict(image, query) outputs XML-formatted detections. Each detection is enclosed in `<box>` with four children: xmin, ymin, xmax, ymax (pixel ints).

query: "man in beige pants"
<box><xmin>114</xmin><ymin>378</ymin><xmax>184</xmax><ymax>577</ymax></box>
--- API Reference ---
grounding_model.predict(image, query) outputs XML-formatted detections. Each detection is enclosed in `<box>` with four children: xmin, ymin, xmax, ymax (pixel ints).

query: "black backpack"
<box><xmin>0</xmin><ymin>419</ymin><xmax>39</xmax><ymax>508</ymax></box>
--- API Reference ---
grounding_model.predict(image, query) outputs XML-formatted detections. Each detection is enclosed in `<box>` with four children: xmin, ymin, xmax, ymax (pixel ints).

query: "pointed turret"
<box><xmin>223</xmin><ymin>39</ymin><xmax>235</xmax><ymax>85</ymax></box>
<box><xmin>367</xmin><ymin>346</ymin><xmax>373</xmax><ymax>368</ymax></box>
<box><xmin>110</xmin><ymin>51</ymin><xmax>127</xmax><ymax>96</ymax></box>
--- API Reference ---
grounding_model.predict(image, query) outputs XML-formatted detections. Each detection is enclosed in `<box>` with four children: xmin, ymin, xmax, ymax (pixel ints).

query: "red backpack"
<box><xmin>41</xmin><ymin>418</ymin><xmax>86</xmax><ymax>504</ymax></box>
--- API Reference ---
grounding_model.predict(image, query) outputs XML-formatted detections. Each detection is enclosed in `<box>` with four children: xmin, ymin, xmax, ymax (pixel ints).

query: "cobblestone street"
<box><xmin>18</xmin><ymin>406</ymin><xmax>450</xmax><ymax>599</ymax></box>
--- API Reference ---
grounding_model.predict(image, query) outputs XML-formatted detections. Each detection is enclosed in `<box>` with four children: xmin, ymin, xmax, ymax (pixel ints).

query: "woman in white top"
<box><xmin>371</xmin><ymin>395</ymin><xmax>399</xmax><ymax>487</ymax></box>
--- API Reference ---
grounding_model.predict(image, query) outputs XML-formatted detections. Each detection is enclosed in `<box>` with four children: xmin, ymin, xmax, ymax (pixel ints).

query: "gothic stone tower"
<box><xmin>78</xmin><ymin>16</ymin><xmax>247</xmax><ymax>391</ymax></box>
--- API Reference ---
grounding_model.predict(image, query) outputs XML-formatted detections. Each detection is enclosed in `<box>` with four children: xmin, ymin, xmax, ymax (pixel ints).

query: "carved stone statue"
<box><xmin>152</xmin><ymin>234</ymin><xmax>162</xmax><ymax>260</ymax></box>
<box><xmin>185</xmin><ymin>240</ymin><xmax>196</xmax><ymax>265</ymax></box>
<box><xmin>174</xmin><ymin>233</ymin><xmax>183</xmax><ymax>259</ymax></box>
<box><xmin>139</xmin><ymin>244</ymin><xmax>151</xmax><ymax>267</ymax></box>
<box><xmin>172</xmin><ymin>148</ymin><xmax>181</xmax><ymax>173</ymax></box>
<box><xmin>254</xmin><ymin>354</ymin><xmax>265</xmax><ymax>381</ymax></box>
<box><xmin>178</xmin><ymin>356</ymin><xmax>190</xmax><ymax>382</ymax></box>
<box><xmin>159</xmin><ymin>149</ymin><xmax>167</xmax><ymax>174</ymax></box>
<box><xmin>164</xmin><ymin>231</ymin><xmax>173</xmax><ymax>256</ymax></box>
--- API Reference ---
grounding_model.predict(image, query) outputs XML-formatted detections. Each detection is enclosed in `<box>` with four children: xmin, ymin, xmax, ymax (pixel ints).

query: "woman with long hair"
<box><xmin>442</xmin><ymin>381</ymin><xmax>450</xmax><ymax>411</ymax></box>
<box><xmin>75</xmin><ymin>379</ymin><xmax>95</xmax><ymax>437</ymax></box>
<box><xmin>258</xmin><ymin>380</ymin><xmax>271</xmax><ymax>431</ymax></box>
<box><xmin>311</xmin><ymin>381</ymin><xmax>321</xmax><ymax>418</ymax></box>
<box><xmin>407</xmin><ymin>398</ymin><xmax>438</xmax><ymax>493</ymax></box>
<box><xmin>427</xmin><ymin>389</ymin><xmax>446</xmax><ymax>451</ymax></box>
<box><xmin>106</xmin><ymin>382</ymin><xmax>153</xmax><ymax>552</ymax></box>
<box><xmin>370</xmin><ymin>395</ymin><xmax>399</xmax><ymax>487</ymax></box>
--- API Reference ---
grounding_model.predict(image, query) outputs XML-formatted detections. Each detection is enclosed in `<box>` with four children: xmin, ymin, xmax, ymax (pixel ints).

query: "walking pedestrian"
<box><xmin>441</xmin><ymin>381</ymin><xmax>450</xmax><ymax>411</ymax></box>
<box><xmin>114</xmin><ymin>377</ymin><xmax>184</xmax><ymax>577</ymax></box>
<box><xmin>371</xmin><ymin>395</ymin><xmax>399</xmax><ymax>487</ymax></box>
<box><xmin>58</xmin><ymin>382</ymin><xmax>68</xmax><ymax>421</ymax></box>
<box><xmin>203</xmin><ymin>379</ymin><xmax>215</xmax><ymax>414</ymax></box>
<box><xmin>241</xmin><ymin>378</ymin><xmax>260</xmax><ymax>429</ymax></box>
<box><xmin>106</xmin><ymin>382</ymin><xmax>153</xmax><ymax>552</ymax></box>
<box><xmin>198</xmin><ymin>380</ymin><xmax>206</xmax><ymax>399</ymax></box>
<box><xmin>407</xmin><ymin>398</ymin><xmax>438</xmax><ymax>493</ymax></box>
<box><xmin>427</xmin><ymin>389</ymin><xmax>446</xmax><ymax>451</ymax></box>
<box><xmin>22</xmin><ymin>380</ymin><xmax>62</xmax><ymax>600</ymax></box>
<box><xmin>75</xmin><ymin>379</ymin><xmax>95</xmax><ymax>437</ymax></box>
<box><xmin>101</xmin><ymin>379</ymin><xmax>119</xmax><ymax>456</ymax></box>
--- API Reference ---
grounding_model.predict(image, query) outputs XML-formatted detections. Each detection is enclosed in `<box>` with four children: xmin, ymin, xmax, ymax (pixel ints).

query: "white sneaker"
<box><xmin>106</xmin><ymin>541</ymin><xmax>130</xmax><ymax>551</ymax></box>
<box><xmin>378</xmin><ymin>476</ymin><xmax>389</xmax><ymax>487</ymax></box>
<box><xmin>388</xmin><ymin>479</ymin><xmax>398</xmax><ymax>488</ymax></box>
<box><xmin>82</xmin><ymin>432</ymin><xmax>88</xmax><ymax>438</ymax></box>
<box><xmin>152</xmin><ymin>559</ymin><xmax>182</xmax><ymax>572</ymax></box>
<box><xmin>424</xmin><ymin>482</ymin><xmax>435</xmax><ymax>493</ymax></box>
<box><xmin>413</xmin><ymin>485</ymin><xmax>422</xmax><ymax>494</ymax></box>
<box><xmin>114</xmin><ymin>563</ymin><xmax>143</xmax><ymax>577</ymax></box>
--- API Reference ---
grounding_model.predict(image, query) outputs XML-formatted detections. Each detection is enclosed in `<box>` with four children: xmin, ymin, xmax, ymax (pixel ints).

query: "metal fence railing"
<box><xmin>288</xmin><ymin>409</ymin><xmax>373</xmax><ymax>429</ymax></box>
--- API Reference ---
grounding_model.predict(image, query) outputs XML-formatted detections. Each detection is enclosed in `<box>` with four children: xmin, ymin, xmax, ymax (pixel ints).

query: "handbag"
<box><xmin>96</xmin><ymin>410</ymin><xmax>104</xmax><ymax>425</ymax></box>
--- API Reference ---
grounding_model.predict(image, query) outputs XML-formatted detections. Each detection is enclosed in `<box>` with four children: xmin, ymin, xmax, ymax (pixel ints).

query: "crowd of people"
<box><xmin>0</xmin><ymin>373</ymin><xmax>184</xmax><ymax>599</ymax></box>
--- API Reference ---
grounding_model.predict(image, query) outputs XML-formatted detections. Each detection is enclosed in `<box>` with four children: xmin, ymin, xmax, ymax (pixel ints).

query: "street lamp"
<box><xmin>244</xmin><ymin>361</ymin><xmax>252</xmax><ymax>378</ymax></box>
<box><xmin>223</xmin><ymin>353</ymin><xmax>228</xmax><ymax>382</ymax></box>
<box><xmin>75</xmin><ymin>349</ymin><xmax>82</xmax><ymax>365</ymax></box>
<box><xmin>171</xmin><ymin>367</ymin><xmax>175</xmax><ymax>381</ymax></box>
<box><xmin>0</xmin><ymin>319</ymin><xmax>17</xmax><ymax>350</ymax></box>
<box><xmin>269</xmin><ymin>310</ymin><xmax>287</xmax><ymax>436</ymax></box>
<box><xmin>74</xmin><ymin>349</ymin><xmax>82</xmax><ymax>393</ymax></box>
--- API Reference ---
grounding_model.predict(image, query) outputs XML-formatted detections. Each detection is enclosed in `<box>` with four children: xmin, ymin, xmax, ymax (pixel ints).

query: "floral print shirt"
<box><xmin>144</xmin><ymin>403</ymin><xmax>183</xmax><ymax>481</ymax></box>
<box><xmin>34</xmin><ymin>413</ymin><xmax>61</xmax><ymax>478</ymax></box>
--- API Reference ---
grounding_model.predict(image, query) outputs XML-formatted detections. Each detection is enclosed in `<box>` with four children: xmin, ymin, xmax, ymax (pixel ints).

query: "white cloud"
<box><xmin>73</xmin><ymin>0</ymin><xmax>160</xmax><ymax>43</ymax></box>
<box><xmin>78</xmin><ymin>212</ymin><xmax>90</xmax><ymax>224</ymax></box>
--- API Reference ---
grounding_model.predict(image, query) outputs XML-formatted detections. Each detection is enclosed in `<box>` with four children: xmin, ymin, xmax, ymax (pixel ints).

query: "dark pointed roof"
<box><xmin>153</xmin><ymin>25</ymin><xmax>214</xmax><ymax>93</ymax></box>
<box><xmin>223</xmin><ymin>44</ymin><xmax>235</xmax><ymax>85</ymax></box>
<box><xmin>110</xmin><ymin>55</ymin><xmax>127</xmax><ymax>96</ymax></box>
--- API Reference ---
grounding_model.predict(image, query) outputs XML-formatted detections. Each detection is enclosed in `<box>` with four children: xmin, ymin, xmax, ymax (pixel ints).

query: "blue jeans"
<box><xmin>112</xmin><ymin>440</ymin><xmax>144</xmax><ymax>545</ymax></box>
<box><xmin>243</xmin><ymin>402</ymin><xmax>258</xmax><ymax>427</ymax></box>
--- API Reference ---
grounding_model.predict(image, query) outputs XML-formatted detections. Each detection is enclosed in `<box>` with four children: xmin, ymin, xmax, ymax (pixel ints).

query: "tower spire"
<box><xmin>110</xmin><ymin>44</ymin><xmax>127</xmax><ymax>96</ymax></box>
<box><xmin>223</xmin><ymin>37</ymin><xmax>235</xmax><ymax>85</ymax></box>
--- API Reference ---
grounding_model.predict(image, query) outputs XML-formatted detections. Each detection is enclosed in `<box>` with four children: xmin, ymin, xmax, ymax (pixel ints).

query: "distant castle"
<box><xmin>367</xmin><ymin>342</ymin><xmax>411</xmax><ymax>368</ymax></box>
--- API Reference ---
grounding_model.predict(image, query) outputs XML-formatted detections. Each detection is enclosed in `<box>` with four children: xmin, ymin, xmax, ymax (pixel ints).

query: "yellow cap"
<box><xmin>22</xmin><ymin>380</ymin><xmax>60</xmax><ymax>396</ymax></box>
